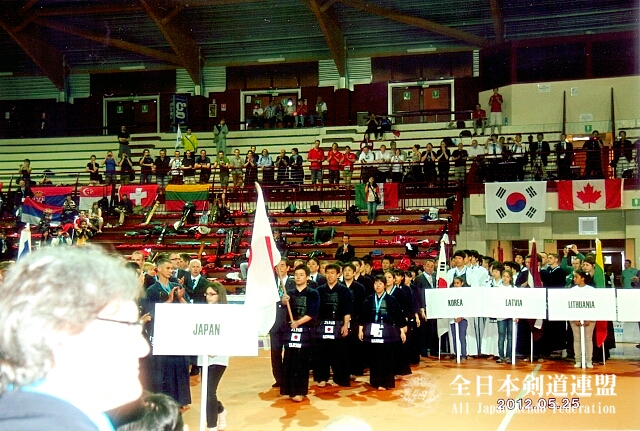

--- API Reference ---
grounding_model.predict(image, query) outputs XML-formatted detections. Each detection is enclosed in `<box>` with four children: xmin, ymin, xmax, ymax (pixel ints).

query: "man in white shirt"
<box><xmin>358</xmin><ymin>146</ymin><xmax>375</xmax><ymax>182</ymax></box>
<box><xmin>375</xmin><ymin>144</ymin><xmax>392</xmax><ymax>183</ymax></box>
<box><xmin>446</xmin><ymin>251</ymin><xmax>468</xmax><ymax>286</ymax></box>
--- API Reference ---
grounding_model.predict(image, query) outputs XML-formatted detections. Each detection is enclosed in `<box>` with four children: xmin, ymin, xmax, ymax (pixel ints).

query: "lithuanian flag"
<box><xmin>593</xmin><ymin>238</ymin><xmax>609</xmax><ymax>348</ymax></box>
<box><xmin>165</xmin><ymin>184</ymin><xmax>210</xmax><ymax>211</ymax></box>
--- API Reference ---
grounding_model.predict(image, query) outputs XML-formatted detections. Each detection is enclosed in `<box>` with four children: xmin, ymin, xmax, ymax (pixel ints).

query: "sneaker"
<box><xmin>586</xmin><ymin>363</ymin><xmax>594</xmax><ymax>369</ymax></box>
<box><xmin>217</xmin><ymin>409</ymin><xmax>227</xmax><ymax>431</ymax></box>
<box><xmin>496</xmin><ymin>358</ymin><xmax>503</xmax><ymax>364</ymax></box>
<box><xmin>208</xmin><ymin>427</ymin><xmax>218</xmax><ymax>431</ymax></box>
<box><xmin>574</xmin><ymin>362</ymin><xmax>582</xmax><ymax>368</ymax></box>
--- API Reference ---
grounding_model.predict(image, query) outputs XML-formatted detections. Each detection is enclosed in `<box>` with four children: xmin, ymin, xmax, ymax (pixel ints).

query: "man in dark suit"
<box><xmin>184</xmin><ymin>259</ymin><xmax>209</xmax><ymax>303</ymax></box>
<box><xmin>555</xmin><ymin>133</ymin><xmax>574</xmax><ymax>179</ymax></box>
<box><xmin>307</xmin><ymin>257</ymin><xmax>326</xmax><ymax>286</ymax></box>
<box><xmin>169</xmin><ymin>253</ymin><xmax>189</xmax><ymax>283</ymax></box>
<box><xmin>414</xmin><ymin>260</ymin><xmax>439</xmax><ymax>357</ymax></box>
<box><xmin>335</xmin><ymin>233</ymin><xmax>356</xmax><ymax>263</ymax></box>
<box><xmin>270</xmin><ymin>258</ymin><xmax>296</xmax><ymax>388</ymax></box>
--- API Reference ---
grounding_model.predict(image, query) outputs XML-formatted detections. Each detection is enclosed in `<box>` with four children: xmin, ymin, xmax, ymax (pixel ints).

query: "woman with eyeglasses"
<box><xmin>199</xmin><ymin>282</ymin><xmax>229</xmax><ymax>431</ymax></box>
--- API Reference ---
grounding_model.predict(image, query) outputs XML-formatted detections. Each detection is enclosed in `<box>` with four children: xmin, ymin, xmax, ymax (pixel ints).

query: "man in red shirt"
<box><xmin>326</xmin><ymin>142</ymin><xmax>342</xmax><ymax>184</ymax></box>
<box><xmin>308</xmin><ymin>140</ymin><xmax>325</xmax><ymax>184</ymax></box>
<box><xmin>340</xmin><ymin>145</ymin><xmax>357</xmax><ymax>186</ymax></box>
<box><xmin>471</xmin><ymin>103</ymin><xmax>486</xmax><ymax>136</ymax></box>
<box><xmin>488</xmin><ymin>88</ymin><xmax>503</xmax><ymax>135</ymax></box>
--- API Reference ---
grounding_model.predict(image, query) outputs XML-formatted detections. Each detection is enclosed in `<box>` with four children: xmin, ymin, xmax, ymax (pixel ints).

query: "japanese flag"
<box><xmin>557</xmin><ymin>179</ymin><xmax>622</xmax><ymax>211</ymax></box>
<box><xmin>291</xmin><ymin>333</ymin><xmax>301</xmax><ymax>342</ymax></box>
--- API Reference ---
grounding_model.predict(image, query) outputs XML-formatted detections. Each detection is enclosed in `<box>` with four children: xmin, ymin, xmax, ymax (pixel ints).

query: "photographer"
<box><xmin>114</xmin><ymin>194</ymin><xmax>133</xmax><ymax>226</ymax></box>
<box><xmin>51</xmin><ymin>227</ymin><xmax>72</xmax><ymax>246</ymax></box>
<box><xmin>119</xmin><ymin>153</ymin><xmax>135</xmax><ymax>185</ymax></box>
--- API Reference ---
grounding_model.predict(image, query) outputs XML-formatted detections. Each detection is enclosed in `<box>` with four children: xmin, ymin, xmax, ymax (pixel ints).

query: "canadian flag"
<box><xmin>557</xmin><ymin>179</ymin><xmax>622</xmax><ymax>211</ymax></box>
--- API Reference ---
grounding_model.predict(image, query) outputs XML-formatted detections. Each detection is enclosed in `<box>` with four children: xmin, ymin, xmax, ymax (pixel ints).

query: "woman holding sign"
<box><xmin>358</xmin><ymin>275</ymin><xmax>407</xmax><ymax>391</ymax></box>
<box><xmin>570</xmin><ymin>270</ymin><xmax>595</xmax><ymax>369</ymax></box>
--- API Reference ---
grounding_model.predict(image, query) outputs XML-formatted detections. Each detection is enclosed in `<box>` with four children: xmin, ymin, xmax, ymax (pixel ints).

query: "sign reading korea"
<box><xmin>425</xmin><ymin>288</ymin><xmax>484</xmax><ymax>318</ymax></box>
<box><xmin>615</xmin><ymin>290</ymin><xmax>640</xmax><ymax>322</ymax></box>
<box><xmin>485</xmin><ymin>288</ymin><xmax>547</xmax><ymax>319</ymax></box>
<box><xmin>152</xmin><ymin>304</ymin><xmax>258</xmax><ymax>356</ymax></box>
<box><xmin>547</xmin><ymin>289</ymin><xmax>616</xmax><ymax>321</ymax></box>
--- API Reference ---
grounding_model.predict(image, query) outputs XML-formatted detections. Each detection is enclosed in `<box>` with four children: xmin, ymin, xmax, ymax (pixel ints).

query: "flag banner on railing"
<box><xmin>165</xmin><ymin>184</ymin><xmax>209</xmax><ymax>211</ymax></box>
<box><xmin>78</xmin><ymin>185</ymin><xmax>113</xmax><ymax>211</ymax></box>
<box><xmin>31</xmin><ymin>186</ymin><xmax>75</xmax><ymax>207</ymax></box>
<box><xmin>485</xmin><ymin>181</ymin><xmax>546</xmax><ymax>223</ymax></box>
<box><xmin>21</xmin><ymin>197</ymin><xmax>63</xmax><ymax>225</ymax></box>
<box><xmin>354</xmin><ymin>182</ymin><xmax>399</xmax><ymax>210</ymax></box>
<box><xmin>118</xmin><ymin>185</ymin><xmax>158</xmax><ymax>208</ymax></box>
<box><xmin>557</xmin><ymin>179</ymin><xmax>622</xmax><ymax>210</ymax></box>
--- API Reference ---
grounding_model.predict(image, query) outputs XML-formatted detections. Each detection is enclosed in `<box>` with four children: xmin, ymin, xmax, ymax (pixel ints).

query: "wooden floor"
<box><xmin>182</xmin><ymin>344</ymin><xmax>640</xmax><ymax>431</ymax></box>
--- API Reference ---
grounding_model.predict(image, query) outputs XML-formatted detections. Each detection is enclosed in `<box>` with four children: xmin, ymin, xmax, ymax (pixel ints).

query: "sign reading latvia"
<box><xmin>152</xmin><ymin>304</ymin><xmax>258</xmax><ymax>356</ymax></box>
<box><xmin>547</xmin><ymin>289</ymin><xmax>616</xmax><ymax>321</ymax></box>
<box><xmin>615</xmin><ymin>290</ymin><xmax>640</xmax><ymax>322</ymax></box>
<box><xmin>484</xmin><ymin>288</ymin><xmax>547</xmax><ymax>319</ymax></box>
<box><xmin>425</xmin><ymin>288</ymin><xmax>484</xmax><ymax>318</ymax></box>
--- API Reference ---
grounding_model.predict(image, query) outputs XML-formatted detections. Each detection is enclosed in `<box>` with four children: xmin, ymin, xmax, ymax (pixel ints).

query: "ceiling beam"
<box><xmin>319</xmin><ymin>0</ymin><xmax>338</xmax><ymax>14</ymax></box>
<box><xmin>35</xmin><ymin>4</ymin><xmax>142</xmax><ymax>16</ymax></box>
<box><xmin>0</xmin><ymin>20</ymin><xmax>65</xmax><ymax>89</ymax></box>
<box><xmin>34</xmin><ymin>18</ymin><xmax>182</xmax><ymax>65</ymax></box>
<box><xmin>489</xmin><ymin>0</ymin><xmax>504</xmax><ymax>44</ymax></box>
<box><xmin>139</xmin><ymin>0</ymin><xmax>201</xmax><ymax>85</ymax></box>
<box><xmin>337</xmin><ymin>0</ymin><xmax>490</xmax><ymax>48</ymax></box>
<box><xmin>162</xmin><ymin>5</ymin><xmax>184</xmax><ymax>25</ymax></box>
<box><xmin>304</xmin><ymin>0</ymin><xmax>346</xmax><ymax>76</ymax></box>
<box><xmin>19</xmin><ymin>0</ymin><xmax>40</xmax><ymax>14</ymax></box>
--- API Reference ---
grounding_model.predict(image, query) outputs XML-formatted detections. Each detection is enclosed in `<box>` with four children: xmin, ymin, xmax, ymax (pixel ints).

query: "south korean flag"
<box><xmin>485</xmin><ymin>181</ymin><xmax>546</xmax><ymax>224</ymax></box>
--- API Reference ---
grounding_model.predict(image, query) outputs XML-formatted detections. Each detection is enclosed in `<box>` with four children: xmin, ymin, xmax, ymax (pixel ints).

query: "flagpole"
<box><xmin>199</xmin><ymin>356</ymin><xmax>209</xmax><ymax>431</ymax></box>
<box><xmin>455</xmin><ymin>321</ymin><xmax>461</xmax><ymax>363</ymax></box>
<box><xmin>530</xmin><ymin>337</ymin><xmax>533</xmax><ymax>364</ymax></box>
<box><xmin>580</xmin><ymin>320</ymin><xmax>586</xmax><ymax>369</ymax></box>
<box><xmin>511</xmin><ymin>319</ymin><xmax>517</xmax><ymax>365</ymax></box>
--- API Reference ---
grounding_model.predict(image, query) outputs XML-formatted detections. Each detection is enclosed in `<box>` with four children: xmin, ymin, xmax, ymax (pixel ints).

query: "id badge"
<box><xmin>370</xmin><ymin>323</ymin><xmax>383</xmax><ymax>338</ymax></box>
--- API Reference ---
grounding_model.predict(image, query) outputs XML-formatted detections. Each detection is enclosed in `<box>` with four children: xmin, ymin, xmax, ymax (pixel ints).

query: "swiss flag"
<box><xmin>118</xmin><ymin>185</ymin><xmax>158</xmax><ymax>207</ymax></box>
<box><xmin>557</xmin><ymin>179</ymin><xmax>622</xmax><ymax>211</ymax></box>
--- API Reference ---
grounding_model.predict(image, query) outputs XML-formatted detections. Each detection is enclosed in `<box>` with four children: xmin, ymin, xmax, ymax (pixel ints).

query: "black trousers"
<box><xmin>346</xmin><ymin>330</ymin><xmax>365</xmax><ymax>376</ymax></box>
<box><xmin>368</xmin><ymin>342</ymin><xmax>396</xmax><ymax>389</ymax></box>
<box><xmin>206</xmin><ymin>364</ymin><xmax>226</xmax><ymax>429</ymax></box>
<box><xmin>313</xmin><ymin>337</ymin><xmax>350</xmax><ymax>386</ymax></box>
<box><xmin>281</xmin><ymin>345</ymin><xmax>312</xmax><ymax>397</ymax></box>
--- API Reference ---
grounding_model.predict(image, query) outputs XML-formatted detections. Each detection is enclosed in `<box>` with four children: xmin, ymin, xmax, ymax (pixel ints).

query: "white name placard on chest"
<box><xmin>547</xmin><ymin>288</ymin><xmax>616</xmax><ymax>321</ymax></box>
<box><xmin>152</xmin><ymin>304</ymin><xmax>257</xmax><ymax>356</ymax></box>
<box><xmin>616</xmin><ymin>289</ymin><xmax>640</xmax><ymax>321</ymax></box>
<box><xmin>425</xmin><ymin>287</ymin><xmax>484</xmax><ymax>318</ymax></box>
<box><xmin>485</xmin><ymin>288</ymin><xmax>547</xmax><ymax>319</ymax></box>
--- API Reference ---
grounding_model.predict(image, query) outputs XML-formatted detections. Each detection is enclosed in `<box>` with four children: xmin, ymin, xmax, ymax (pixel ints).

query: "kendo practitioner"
<box><xmin>385</xmin><ymin>270</ymin><xmax>413</xmax><ymax>376</ymax></box>
<box><xmin>270</xmin><ymin>258</ymin><xmax>295</xmax><ymax>388</ymax></box>
<box><xmin>359</xmin><ymin>275</ymin><xmax>407</xmax><ymax>390</ymax></box>
<box><xmin>313</xmin><ymin>263</ymin><xmax>353</xmax><ymax>387</ymax></box>
<box><xmin>280</xmin><ymin>264</ymin><xmax>320</xmax><ymax>402</ymax></box>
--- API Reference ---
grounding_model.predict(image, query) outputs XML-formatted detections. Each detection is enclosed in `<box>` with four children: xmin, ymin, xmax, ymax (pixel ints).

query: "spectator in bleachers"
<box><xmin>214</xmin><ymin>150</ymin><xmax>230</xmax><ymax>191</ymax></box>
<box><xmin>195</xmin><ymin>149</ymin><xmax>212</xmax><ymax>185</ymax></box>
<box><xmin>611</xmin><ymin>130</ymin><xmax>633</xmax><ymax>178</ymax></box>
<box><xmin>89</xmin><ymin>201</ymin><xmax>104</xmax><ymax>233</ymax></box>
<box><xmin>52</xmin><ymin>226</ymin><xmax>72</xmax><ymax>246</ymax></box>
<box><xmin>182</xmin><ymin>127</ymin><xmax>198</xmax><ymax>153</ymax></box>
<box><xmin>488</xmin><ymin>88</ymin><xmax>503</xmax><ymax>135</ymax></box>
<box><xmin>326</xmin><ymin>143</ymin><xmax>342</xmax><ymax>184</ymax></box>
<box><xmin>230</xmin><ymin>149</ymin><xmax>244</xmax><ymax>187</ymax></box>
<box><xmin>119</xmin><ymin>153</ymin><xmax>134</xmax><ymax>185</ymax></box>
<box><xmin>310</xmin><ymin>96</ymin><xmax>327</xmax><ymax>127</ymax></box>
<box><xmin>139</xmin><ymin>149</ymin><xmax>154</xmax><ymax>184</ymax></box>
<box><xmin>364</xmin><ymin>176</ymin><xmax>380</xmax><ymax>224</ymax></box>
<box><xmin>340</xmin><ymin>145</ymin><xmax>356</xmax><ymax>186</ymax></box>
<box><xmin>264</xmin><ymin>101</ymin><xmax>276</xmax><ymax>129</ymax></box>
<box><xmin>115</xmin><ymin>194</ymin><xmax>133</xmax><ymax>226</ymax></box>
<box><xmin>289</xmin><ymin>148</ymin><xmax>304</xmax><ymax>185</ymax></box>
<box><xmin>409</xmin><ymin>144</ymin><xmax>423</xmax><ymax>182</ymax></box>
<box><xmin>390</xmin><ymin>148</ymin><xmax>405</xmax><ymax>183</ymax></box>
<box><xmin>103</xmin><ymin>151</ymin><xmax>118</xmax><ymax>187</ymax></box>
<box><xmin>275</xmin><ymin>149</ymin><xmax>289</xmax><ymax>184</ymax></box>
<box><xmin>358</xmin><ymin>145</ymin><xmax>375</xmax><ymax>183</ymax></box>
<box><xmin>170</xmin><ymin>150</ymin><xmax>183</xmax><ymax>185</ymax></box>
<box><xmin>467</xmin><ymin>139</ymin><xmax>486</xmax><ymax>160</ymax></box>
<box><xmin>379</xmin><ymin>115</ymin><xmax>392</xmax><ymax>137</ymax></box>
<box><xmin>118</xmin><ymin>125</ymin><xmax>131</xmax><ymax>159</ymax></box>
<box><xmin>181</xmin><ymin>150</ymin><xmax>196</xmax><ymax>185</ymax></box>
<box><xmin>555</xmin><ymin>133</ymin><xmax>574</xmax><ymax>180</ymax></box>
<box><xmin>249</xmin><ymin>104</ymin><xmax>264</xmax><ymax>129</ymax></box>
<box><xmin>86</xmin><ymin>155</ymin><xmax>101</xmax><ymax>185</ymax></box>
<box><xmin>154</xmin><ymin>149</ymin><xmax>170</xmax><ymax>188</ymax></box>
<box><xmin>583</xmin><ymin>130</ymin><xmax>605</xmax><ymax>179</ymax></box>
<box><xmin>335</xmin><ymin>234</ymin><xmax>356</xmax><ymax>263</ymax></box>
<box><xmin>486</xmin><ymin>135</ymin><xmax>502</xmax><ymax>158</ymax></box>
<box><xmin>244</xmin><ymin>150</ymin><xmax>258</xmax><ymax>186</ymax></box>
<box><xmin>14</xmin><ymin>179</ymin><xmax>32</xmax><ymax>219</ymax></box>
<box><xmin>213</xmin><ymin>118</ymin><xmax>229</xmax><ymax>155</ymax></box>
<box><xmin>530</xmin><ymin>133</ymin><xmax>550</xmax><ymax>167</ymax></box>
<box><xmin>451</xmin><ymin>141</ymin><xmax>468</xmax><ymax>183</ymax></box>
<box><xmin>375</xmin><ymin>144</ymin><xmax>392</xmax><ymax>183</ymax></box>
<box><xmin>74</xmin><ymin>220</ymin><xmax>93</xmax><ymax>246</ymax></box>
<box><xmin>308</xmin><ymin>140</ymin><xmax>325</xmax><ymax>185</ymax></box>
<box><xmin>435</xmin><ymin>140</ymin><xmax>451</xmax><ymax>188</ymax></box>
<box><xmin>472</xmin><ymin>103</ymin><xmax>487</xmax><ymax>136</ymax></box>
<box><xmin>360</xmin><ymin>132</ymin><xmax>374</xmax><ymax>152</ymax></box>
<box><xmin>510</xmin><ymin>134</ymin><xmax>526</xmax><ymax>181</ymax></box>
<box><xmin>421</xmin><ymin>143</ymin><xmax>437</xmax><ymax>186</ymax></box>
<box><xmin>258</xmin><ymin>149</ymin><xmax>275</xmax><ymax>185</ymax></box>
<box><xmin>18</xmin><ymin>158</ymin><xmax>32</xmax><ymax>185</ymax></box>
<box><xmin>62</xmin><ymin>194</ymin><xmax>77</xmax><ymax>224</ymax></box>
<box><xmin>365</xmin><ymin>113</ymin><xmax>380</xmax><ymax>140</ymax></box>
<box><xmin>283</xmin><ymin>98</ymin><xmax>295</xmax><ymax>128</ymax></box>
<box><xmin>295</xmin><ymin>99</ymin><xmax>308</xmax><ymax>128</ymax></box>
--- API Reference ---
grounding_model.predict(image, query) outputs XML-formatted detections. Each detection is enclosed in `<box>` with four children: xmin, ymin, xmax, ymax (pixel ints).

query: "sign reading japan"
<box><xmin>615</xmin><ymin>290</ymin><xmax>640</xmax><ymax>322</ymax></box>
<box><xmin>152</xmin><ymin>304</ymin><xmax>258</xmax><ymax>356</ymax></box>
<box><xmin>425</xmin><ymin>288</ymin><xmax>484</xmax><ymax>318</ymax></box>
<box><xmin>547</xmin><ymin>288</ymin><xmax>616</xmax><ymax>321</ymax></box>
<box><xmin>485</xmin><ymin>288</ymin><xmax>547</xmax><ymax>319</ymax></box>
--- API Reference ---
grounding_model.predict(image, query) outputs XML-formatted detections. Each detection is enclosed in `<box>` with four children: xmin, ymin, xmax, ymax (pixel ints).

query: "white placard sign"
<box><xmin>547</xmin><ymin>289</ymin><xmax>616</xmax><ymax>321</ymax></box>
<box><xmin>152</xmin><ymin>304</ymin><xmax>258</xmax><ymax>356</ymax></box>
<box><xmin>425</xmin><ymin>288</ymin><xmax>484</xmax><ymax>318</ymax></box>
<box><xmin>485</xmin><ymin>288</ymin><xmax>547</xmax><ymax>319</ymax></box>
<box><xmin>616</xmin><ymin>290</ymin><xmax>640</xmax><ymax>322</ymax></box>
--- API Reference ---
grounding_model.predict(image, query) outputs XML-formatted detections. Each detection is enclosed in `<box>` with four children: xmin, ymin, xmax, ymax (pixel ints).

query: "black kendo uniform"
<box><xmin>388</xmin><ymin>285</ymin><xmax>413</xmax><ymax>376</ymax></box>
<box><xmin>344</xmin><ymin>279</ymin><xmax>366</xmax><ymax>376</ymax></box>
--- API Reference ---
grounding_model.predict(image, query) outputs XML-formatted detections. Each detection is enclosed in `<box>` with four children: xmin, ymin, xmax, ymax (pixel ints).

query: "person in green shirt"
<box><xmin>214</xmin><ymin>150</ymin><xmax>231</xmax><ymax>191</ymax></box>
<box><xmin>621</xmin><ymin>259</ymin><xmax>639</xmax><ymax>288</ymax></box>
<box><xmin>560</xmin><ymin>245</ymin><xmax>585</xmax><ymax>287</ymax></box>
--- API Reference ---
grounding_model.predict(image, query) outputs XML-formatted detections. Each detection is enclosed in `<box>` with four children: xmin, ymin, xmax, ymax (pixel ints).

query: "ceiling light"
<box><xmin>406</xmin><ymin>47</ymin><xmax>437</xmax><ymax>53</ymax></box>
<box><xmin>258</xmin><ymin>57</ymin><xmax>285</xmax><ymax>63</ymax></box>
<box><xmin>119</xmin><ymin>65</ymin><xmax>146</xmax><ymax>71</ymax></box>
<box><xmin>0</xmin><ymin>72</ymin><xmax>14</xmax><ymax>77</ymax></box>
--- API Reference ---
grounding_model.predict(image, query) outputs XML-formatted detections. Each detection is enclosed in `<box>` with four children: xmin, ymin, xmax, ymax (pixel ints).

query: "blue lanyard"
<box><xmin>374</xmin><ymin>292</ymin><xmax>386</xmax><ymax>322</ymax></box>
<box><xmin>388</xmin><ymin>285</ymin><xmax>397</xmax><ymax>296</ymax></box>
